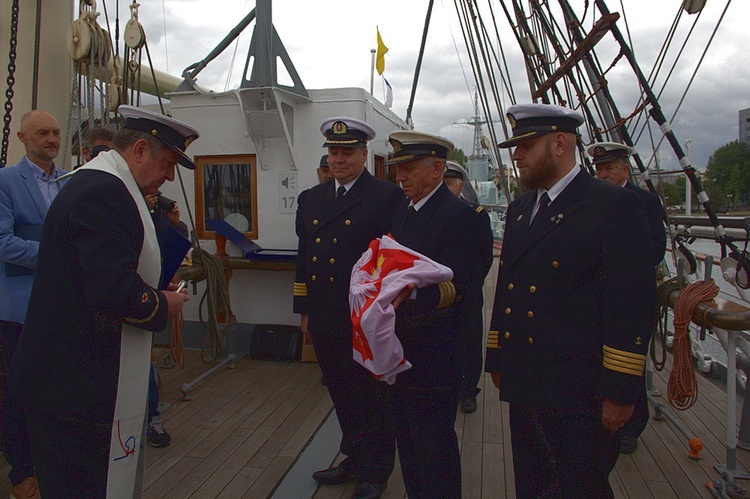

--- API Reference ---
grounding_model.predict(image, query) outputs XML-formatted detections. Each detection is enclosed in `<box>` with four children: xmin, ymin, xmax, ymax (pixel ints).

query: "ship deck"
<box><xmin>0</xmin><ymin>261</ymin><xmax>747</xmax><ymax>498</ymax></box>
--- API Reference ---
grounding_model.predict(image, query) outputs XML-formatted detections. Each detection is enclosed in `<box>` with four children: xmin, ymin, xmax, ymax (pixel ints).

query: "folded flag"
<box><xmin>349</xmin><ymin>234</ymin><xmax>453</xmax><ymax>384</ymax></box>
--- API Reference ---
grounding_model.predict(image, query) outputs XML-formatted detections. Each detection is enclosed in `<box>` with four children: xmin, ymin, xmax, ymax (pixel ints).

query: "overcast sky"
<box><xmin>97</xmin><ymin>0</ymin><xmax>749</xmax><ymax>172</ymax></box>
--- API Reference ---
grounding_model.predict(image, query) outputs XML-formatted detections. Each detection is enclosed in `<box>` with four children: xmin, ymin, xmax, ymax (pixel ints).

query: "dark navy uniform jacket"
<box><xmin>485</xmin><ymin>169</ymin><xmax>655</xmax><ymax>409</ymax></box>
<box><xmin>626</xmin><ymin>181</ymin><xmax>666</xmax><ymax>265</ymax></box>
<box><xmin>11</xmin><ymin>170</ymin><xmax>168</xmax><ymax>422</ymax></box>
<box><xmin>391</xmin><ymin>183</ymin><xmax>484</xmax><ymax>388</ymax></box>
<box><xmin>294</xmin><ymin>169</ymin><xmax>405</xmax><ymax>334</ymax></box>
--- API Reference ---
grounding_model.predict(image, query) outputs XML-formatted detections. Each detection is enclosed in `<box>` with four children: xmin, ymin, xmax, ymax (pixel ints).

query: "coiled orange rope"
<box><xmin>668</xmin><ymin>279</ymin><xmax>719</xmax><ymax>410</ymax></box>
<box><xmin>170</xmin><ymin>310</ymin><xmax>186</xmax><ymax>369</ymax></box>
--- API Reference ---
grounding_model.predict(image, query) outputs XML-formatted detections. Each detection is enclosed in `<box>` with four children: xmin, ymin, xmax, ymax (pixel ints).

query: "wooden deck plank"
<box><xmin>245</xmin><ymin>379</ymin><xmax>333</xmax><ymax>469</ymax></box>
<box><xmin>143</xmin><ymin>427</ymin><xmax>214</xmax><ymax>489</ymax></box>
<box><xmin>144</xmin><ymin>456</ymin><xmax>203</xmax><ymax>499</ymax></box>
<box><xmin>481</xmin><ymin>442</ymin><xmax>506</xmax><ymax>499</ymax></box>
<box><xmin>277</xmin><ymin>384</ymin><xmax>333</xmax><ymax>458</ymax></box>
<box><xmin>214</xmin><ymin>466</ymin><xmax>265</xmax><ymax>499</ymax></box>
<box><xmin>640</xmin><ymin>422</ymin><xmax>712</xmax><ymax>498</ymax></box>
<box><xmin>198</xmin><ymin>361</ymin><xmax>277</xmax><ymax>430</ymax></box>
<box><xmin>614</xmin><ymin>454</ymin><xmax>653</xmax><ymax>498</ymax></box>
<box><xmin>187</xmin><ymin>425</ymin><xmax>276</xmax><ymax>498</ymax></box>
<box><xmin>610</xmin><ymin>468</ymin><xmax>628</xmax><ymax>498</ymax></box>
<box><xmin>645</xmin><ymin>479</ymin><xmax>680</xmax><ymax>499</ymax></box>
<box><xmin>238</xmin><ymin>363</ymin><xmax>311</xmax><ymax>431</ymax></box>
<box><xmin>221</xmin><ymin>363</ymin><xmax>302</xmax><ymax>430</ymax></box>
<box><xmin>241</xmin><ymin>455</ymin><xmax>296</xmax><ymax>498</ymax></box>
<box><xmin>163</xmin><ymin>426</ymin><xmax>259</xmax><ymax>498</ymax></box>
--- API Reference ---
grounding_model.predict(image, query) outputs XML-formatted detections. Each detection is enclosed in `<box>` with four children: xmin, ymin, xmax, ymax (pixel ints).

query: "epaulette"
<box><xmin>475</xmin><ymin>205</ymin><xmax>484</xmax><ymax>213</ymax></box>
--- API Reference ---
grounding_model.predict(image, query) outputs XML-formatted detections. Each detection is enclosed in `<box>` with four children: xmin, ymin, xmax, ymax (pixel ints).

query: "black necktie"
<box><xmin>335</xmin><ymin>185</ymin><xmax>346</xmax><ymax>203</ymax></box>
<box><xmin>531</xmin><ymin>192</ymin><xmax>550</xmax><ymax>227</ymax></box>
<box><xmin>406</xmin><ymin>206</ymin><xmax>417</xmax><ymax>224</ymax></box>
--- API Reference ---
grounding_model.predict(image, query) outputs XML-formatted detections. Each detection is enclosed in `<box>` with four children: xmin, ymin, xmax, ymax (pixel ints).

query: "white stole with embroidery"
<box><xmin>77</xmin><ymin>150</ymin><xmax>160</xmax><ymax>498</ymax></box>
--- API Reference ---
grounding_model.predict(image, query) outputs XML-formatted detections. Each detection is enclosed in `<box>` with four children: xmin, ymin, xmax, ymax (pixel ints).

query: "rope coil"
<box><xmin>668</xmin><ymin>279</ymin><xmax>720</xmax><ymax>410</ymax></box>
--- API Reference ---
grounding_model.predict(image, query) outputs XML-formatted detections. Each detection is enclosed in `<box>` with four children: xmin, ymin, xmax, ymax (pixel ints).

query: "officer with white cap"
<box><xmin>485</xmin><ymin>103</ymin><xmax>656</xmax><ymax>497</ymax></box>
<box><xmin>588</xmin><ymin>141</ymin><xmax>666</xmax><ymax>455</ymax></box>
<box><xmin>10</xmin><ymin>105</ymin><xmax>197</xmax><ymax>497</ymax></box>
<box><xmin>386</xmin><ymin>129</ymin><xmax>485</xmax><ymax>498</ymax></box>
<box><xmin>294</xmin><ymin>116</ymin><xmax>404</xmax><ymax>498</ymax></box>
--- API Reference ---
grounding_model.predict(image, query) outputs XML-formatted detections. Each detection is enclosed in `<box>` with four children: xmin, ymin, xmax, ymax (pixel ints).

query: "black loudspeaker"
<box><xmin>248</xmin><ymin>324</ymin><xmax>302</xmax><ymax>361</ymax></box>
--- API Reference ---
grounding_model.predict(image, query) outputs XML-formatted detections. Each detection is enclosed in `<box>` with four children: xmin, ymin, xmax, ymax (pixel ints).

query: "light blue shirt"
<box><xmin>25</xmin><ymin>157</ymin><xmax>61</xmax><ymax>208</ymax></box>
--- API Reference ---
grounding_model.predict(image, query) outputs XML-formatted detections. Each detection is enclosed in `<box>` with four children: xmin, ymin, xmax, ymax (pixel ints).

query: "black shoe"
<box><xmin>620</xmin><ymin>435</ymin><xmax>638</xmax><ymax>454</ymax></box>
<box><xmin>354</xmin><ymin>481</ymin><xmax>387</xmax><ymax>499</ymax></box>
<box><xmin>461</xmin><ymin>395</ymin><xmax>477</xmax><ymax>413</ymax></box>
<box><xmin>312</xmin><ymin>465</ymin><xmax>354</xmax><ymax>485</ymax></box>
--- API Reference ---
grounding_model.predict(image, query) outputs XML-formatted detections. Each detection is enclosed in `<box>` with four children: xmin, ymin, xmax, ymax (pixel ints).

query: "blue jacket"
<box><xmin>0</xmin><ymin>157</ymin><xmax>65</xmax><ymax>323</ymax></box>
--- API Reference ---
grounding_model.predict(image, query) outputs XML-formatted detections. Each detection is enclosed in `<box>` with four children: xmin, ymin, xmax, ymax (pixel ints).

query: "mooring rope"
<box><xmin>668</xmin><ymin>279</ymin><xmax>719</xmax><ymax>410</ymax></box>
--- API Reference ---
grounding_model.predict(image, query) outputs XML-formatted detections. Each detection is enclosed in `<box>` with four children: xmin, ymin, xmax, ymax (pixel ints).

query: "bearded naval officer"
<box><xmin>294</xmin><ymin>117</ymin><xmax>404</xmax><ymax>498</ymax></box>
<box><xmin>485</xmin><ymin>103</ymin><xmax>655</xmax><ymax>498</ymax></box>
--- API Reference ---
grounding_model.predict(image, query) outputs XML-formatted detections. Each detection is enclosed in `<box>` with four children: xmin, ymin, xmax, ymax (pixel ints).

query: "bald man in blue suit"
<box><xmin>0</xmin><ymin>110</ymin><xmax>66</xmax><ymax>498</ymax></box>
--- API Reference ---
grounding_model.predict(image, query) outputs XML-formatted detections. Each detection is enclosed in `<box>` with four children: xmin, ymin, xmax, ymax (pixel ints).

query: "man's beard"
<box><xmin>519</xmin><ymin>141</ymin><xmax>555</xmax><ymax>190</ymax></box>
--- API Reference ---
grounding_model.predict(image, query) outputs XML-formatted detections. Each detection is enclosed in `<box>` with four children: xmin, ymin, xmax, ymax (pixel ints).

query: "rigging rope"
<box><xmin>170</xmin><ymin>310</ymin><xmax>185</xmax><ymax>368</ymax></box>
<box><xmin>668</xmin><ymin>279</ymin><xmax>720</xmax><ymax>410</ymax></box>
<box><xmin>192</xmin><ymin>248</ymin><xmax>234</xmax><ymax>365</ymax></box>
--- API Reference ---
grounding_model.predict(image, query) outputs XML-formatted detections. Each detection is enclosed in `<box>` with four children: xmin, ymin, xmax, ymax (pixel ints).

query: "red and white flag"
<box><xmin>349</xmin><ymin>234</ymin><xmax>453</xmax><ymax>384</ymax></box>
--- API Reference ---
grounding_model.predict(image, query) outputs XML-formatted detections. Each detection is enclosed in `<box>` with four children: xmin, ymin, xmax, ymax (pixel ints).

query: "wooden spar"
<box><xmin>531</xmin><ymin>13</ymin><xmax>620</xmax><ymax>100</ymax></box>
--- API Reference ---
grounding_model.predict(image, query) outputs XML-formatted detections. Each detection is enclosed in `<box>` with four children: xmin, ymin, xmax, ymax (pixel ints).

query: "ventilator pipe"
<box><xmin>648</xmin><ymin>392</ymin><xmax>704</xmax><ymax>459</ymax></box>
<box><xmin>180</xmin><ymin>353</ymin><xmax>243</xmax><ymax>401</ymax></box>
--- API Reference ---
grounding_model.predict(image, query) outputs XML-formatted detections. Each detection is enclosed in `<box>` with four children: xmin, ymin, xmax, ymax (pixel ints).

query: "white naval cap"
<box><xmin>499</xmin><ymin>103</ymin><xmax>584</xmax><ymax>149</ymax></box>
<box><xmin>119</xmin><ymin>105</ymin><xmax>200</xmax><ymax>169</ymax></box>
<box><xmin>320</xmin><ymin>116</ymin><xmax>376</xmax><ymax>148</ymax></box>
<box><xmin>587</xmin><ymin>141</ymin><xmax>635</xmax><ymax>164</ymax></box>
<box><xmin>386</xmin><ymin>130</ymin><xmax>454</xmax><ymax>166</ymax></box>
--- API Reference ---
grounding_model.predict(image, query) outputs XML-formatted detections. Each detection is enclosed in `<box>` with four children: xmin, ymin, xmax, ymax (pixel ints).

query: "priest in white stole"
<box><xmin>8</xmin><ymin>105</ymin><xmax>198</xmax><ymax>498</ymax></box>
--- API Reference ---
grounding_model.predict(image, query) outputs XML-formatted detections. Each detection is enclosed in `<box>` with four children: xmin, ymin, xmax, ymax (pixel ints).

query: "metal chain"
<box><xmin>1</xmin><ymin>0</ymin><xmax>21</xmax><ymax>166</ymax></box>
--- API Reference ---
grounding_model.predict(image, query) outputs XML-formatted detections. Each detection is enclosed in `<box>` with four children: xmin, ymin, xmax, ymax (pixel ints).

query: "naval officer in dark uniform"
<box><xmin>293</xmin><ymin>117</ymin><xmax>404</xmax><ymax>498</ymax></box>
<box><xmin>485</xmin><ymin>104</ymin><xmax>656</xmax><ymax>498</ymax></box>
<box><xmin>387</xmin><ymin>130</ymin><xmax>484</xmax><ymax>498</ymax></box>
<box><xmin>443</xmin><ymin>161</ymin><xmax>494</xmax><ymax>413</ymax></box>
<box><xmin>589</xmin><ymin>141</ymin><xmax>667</xmax><ymax>455</ymax></box>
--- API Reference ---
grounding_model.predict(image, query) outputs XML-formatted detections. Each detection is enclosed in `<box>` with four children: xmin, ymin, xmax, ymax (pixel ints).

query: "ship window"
<box><xmin>374</xmin><ymin>154</ymin><xmax>398</xmax><ymax>184</ymax></box>
<box><xmin>195</xmin><ymin>154</ymin><xmax>258</xmax><ymax>240</ymax></box>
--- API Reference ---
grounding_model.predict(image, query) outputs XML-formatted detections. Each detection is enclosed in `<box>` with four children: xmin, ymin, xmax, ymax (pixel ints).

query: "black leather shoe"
<box><xmin>354</xmin><ymin>481</ymin><xmax>387</xmax><ymax>499</ymax></box>
<box><xmin>312</xmin><ymin>465</ymin><xmax>354</xmax><ymax>485</ymax></box>
<box><xmin>461</xmin><ymin>395</ymin><xmax>477</xmax><ymax>413</ymax></box>
<box><xmin>620</xmin><ymin>435</ymin><xmax>638</xmax><ymax>454</ymax></box>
